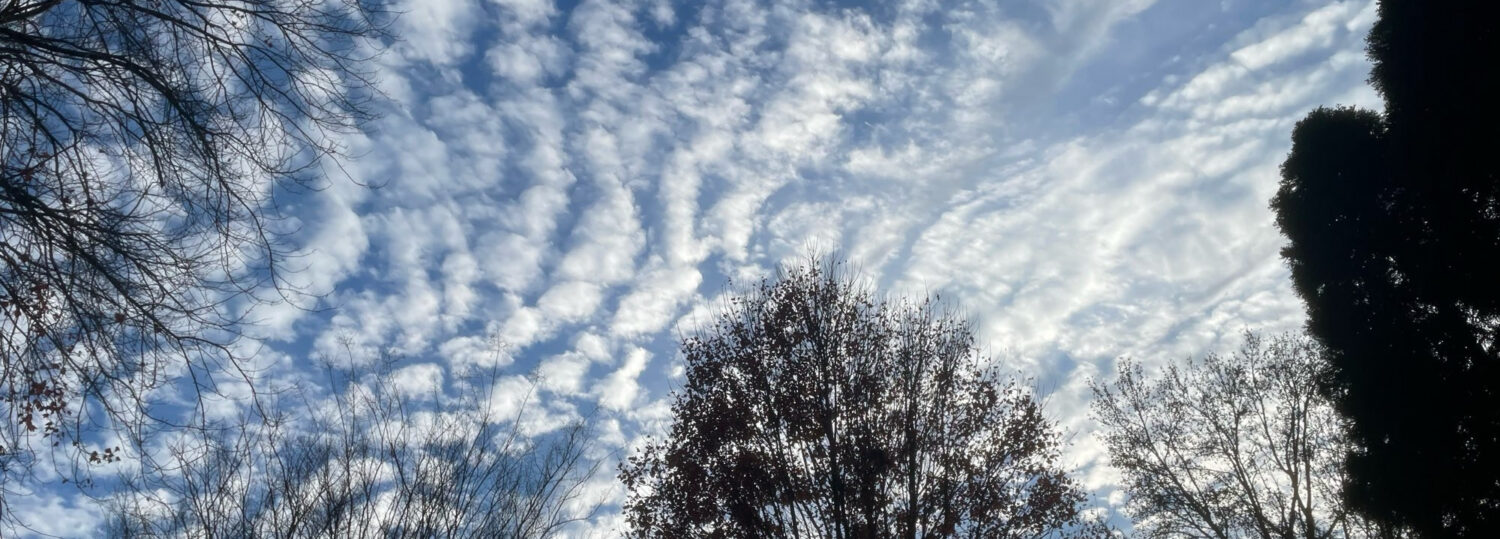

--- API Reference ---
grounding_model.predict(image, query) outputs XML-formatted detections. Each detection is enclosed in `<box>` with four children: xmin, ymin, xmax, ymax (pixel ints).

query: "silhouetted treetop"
<box><xmin>1092</xmin><ymin>332</ymin><xmax>1405</xmax><ymax>539</ymax></box>
<box><xmin>1272</xmin><ymin>0</ymin><xmax>1500</xmax><ymax>535</ymax></box>
<box><xmin>619</xmin><ymin>257</ymin><xmax>1105</xmax><ymax>538</ymax></box>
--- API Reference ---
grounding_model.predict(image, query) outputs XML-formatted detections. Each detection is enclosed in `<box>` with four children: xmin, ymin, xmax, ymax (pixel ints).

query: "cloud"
<box><xmin>595</xmin><ymin>346</ymin><xmax>651</xmax><ymax>411</ymax></box>
<box><xmin>307</xmin><ymin>0</ymin><xmax>1374</xmax><ymax>531</ymax></box>
<box><xmin>439</xmin><ymin>325</ymin><xmax>514</xmax><ymax>371</ymax></box>
<box><xmin>536</xmin><ymin>351</ymin><xmax>595</xmax><ymax>396</ymax></box>
<box><xmin>491</xmin><ymin>0</ymin><xmax>558</xmax><ymax>28</ymax></box>
<box><xmin>610</xmin><ymin>257</ymin><xmax>703</xmax><ymax>337</ymax></box>
<box><xmin>1229</xmin><ymin>1</ymin><xmax>1366</xmax><ymax>71</ymax></box>
<box><xmin>483</xmin><ymin>374</ymin><xmax>579</xmax><ymax>437</ymax></box>
<box><xmin>387</xmin><ymin>362</ymin><xmax>446</xmax><ymax>399</ymax></box>
<box><xmin>392</xmin><ymin>0</ymin><xmax>482</xmax><ymax>65</ymax></box>
<box><xmin>538</xmin><ymin>280</ymin><xmax>606</xmax><ymax>321</ymax></box>
<box><xmin>39</xmin><ymin>0</ymin><xmax>1392</xmax><ymax>535</ymax></box>
<box><xmin>487</xmin><ymin>36</ymin><xmax>570</xmax><ymax>85</ymax></box>
<box><xmin>6</xmin><ymin>493</ymin><xmax>103</xmax><ymax>537</ymax></box>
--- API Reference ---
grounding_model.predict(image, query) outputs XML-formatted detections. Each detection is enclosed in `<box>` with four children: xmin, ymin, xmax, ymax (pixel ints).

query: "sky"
<box><xmin>20</xmin><ymin>0</ymin><xmax>1383</xmax><ymax>535</ymax></box>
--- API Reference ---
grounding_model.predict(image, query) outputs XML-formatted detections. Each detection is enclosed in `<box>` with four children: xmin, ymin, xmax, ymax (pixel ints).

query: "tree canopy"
<box><xmin>1271</xmin><ymin>0</ymin><xmax>1500</xmax><ymax>534</ymax></box>
<box><xmin>0</xmin><ymin>0</ymin><xmax>388</xmax><ymax>507</ymax></box>
<box><xmin>619</xmin><ymin>258</ymin><xmax>1103</xmax><ymax>538</ymax></box>
<box><xmin>105</xmin><ymin>357</ymin><xmax>602</xmax><ymax>538</ymax></box>
<box><xmin>1092</xmin><ymin>333</ymin><xmax>1400</xmax><ymax>539</ymax></box>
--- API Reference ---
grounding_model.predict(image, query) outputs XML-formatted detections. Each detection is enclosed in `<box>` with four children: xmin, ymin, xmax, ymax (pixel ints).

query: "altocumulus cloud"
<box><xmin>15</xmin><ymin>0</ymin><xmax>1384</xmax><ymax>535</ymax></box>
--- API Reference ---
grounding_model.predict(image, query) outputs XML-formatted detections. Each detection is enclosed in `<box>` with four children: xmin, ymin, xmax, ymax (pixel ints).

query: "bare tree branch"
<box><xmin>1090</xmin><ymin>332</ymin><xmax>1408</xmax><ymax>539</ymax></box>
<box><xmin>0</xmin><ymin>0</ymin><xmax>390</xmax><ymax>522</ymax></box>
<box><xmin>103</xmin><ymin>354</ymin><xmax>605</xmax><ymax>538</ymax></box>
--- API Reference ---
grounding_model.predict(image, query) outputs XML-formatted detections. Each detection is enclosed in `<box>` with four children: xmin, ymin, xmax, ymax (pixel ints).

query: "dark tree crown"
<box><xmin>1272</xmin><ymin>0</ymin><xmax>1500</xmax><ymax>534</ymax></box>
<box><xmin>619</xmin><ymin>258</ymin><xmax>1105</xmax><ymax>539</ymax></box>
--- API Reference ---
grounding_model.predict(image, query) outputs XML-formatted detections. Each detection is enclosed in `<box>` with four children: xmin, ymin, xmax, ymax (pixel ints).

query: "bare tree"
<box><xmin>620</xmin><ymin>257</ymin><xmax>1106</xmax><ymax>538</ymax></box>
<box><xmin>102</xmin><ymin>355</ymin><xmax>606</xmax><ymax>538</ymax></box>
<box><xmin>1089</xmin><ymin>332</ymin><xmax>1404</xmax><ymax>538</ymax></box>
<box><xmin>0</xmin><ymin>0</ymin><xmax>389</xmax><ymax>499</ymax></box>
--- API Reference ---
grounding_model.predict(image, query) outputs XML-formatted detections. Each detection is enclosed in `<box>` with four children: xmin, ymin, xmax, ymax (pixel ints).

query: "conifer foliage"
<box><xmin>1273</xmin><ymin>1</ymin><xmax>1500</xmax><ymax>534</ymax></box>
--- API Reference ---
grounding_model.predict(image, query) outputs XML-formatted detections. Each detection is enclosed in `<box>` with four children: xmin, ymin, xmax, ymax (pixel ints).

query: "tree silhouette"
<box><xmin>619</xmin><ymin>258</ymin><xmax>1104</xmax><ymax>538</ymax></box>
<box><xmin>1091</xmin><ymin>332</ymin><xmax>1403</xmax><ymax>539</ymax></box>
<box><xmin>0</xmin><ymin>0</ymin><xmax>388</xmax><ymax>512</ymax></box>
<box><xmin>1271</xmin><ymin>0</ymin><xmax>1500</xmax><ymax>534</ymax></box>
<box><xmin>104</xmin><ymin>357</ymin><xmax>603</xmax><ymax>538</ymax></box>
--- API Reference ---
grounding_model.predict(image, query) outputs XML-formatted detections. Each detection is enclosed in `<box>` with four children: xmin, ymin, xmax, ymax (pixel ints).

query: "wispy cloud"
<box><xmin>40</xmin><ymin>0</ymin><xmax>1383</xmax><ymax>534</ymax></box>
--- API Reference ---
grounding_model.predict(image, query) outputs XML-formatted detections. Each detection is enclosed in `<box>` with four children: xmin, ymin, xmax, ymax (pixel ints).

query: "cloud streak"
<box><xmin>31</xmin><ymin>0</ymin><xmax>1385</xmax><ymax>535</ymax></box>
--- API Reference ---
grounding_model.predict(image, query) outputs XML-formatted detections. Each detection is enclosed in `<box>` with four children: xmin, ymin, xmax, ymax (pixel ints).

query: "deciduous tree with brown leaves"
<box><xmin>620</xmin><ymin>258</ymin><xmax>1105</xmax><ymax>538</ymax></box>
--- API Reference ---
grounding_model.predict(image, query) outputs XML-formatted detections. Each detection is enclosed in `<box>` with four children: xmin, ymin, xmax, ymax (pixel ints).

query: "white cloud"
<box><xmin>439</xmin><ymin>328</ymin><xmax>515</xmax><ymax>371</ymax></box>
<box><xmin>388</xmin><ymin>362</ymin><xmax>446</xmax><ymax>398</ymax></box>
<box><xmin>537</xmin><ymin>351</ymin><xmax>594</xmax><ymax>395</ymax></box>
<box><xmin>538</xmin><ymin>280</ymin><xmax>606</xmax><ymax>321</ymax></box>
<box><xmin>7</xmin><ymin>492</ymin><xmax>103</xmax><ymax>537</ymax></box>
<box><xmin>483</xmin><ymin>374</ymin><xmax>579</xmax><ymax>437</ymax></box>
<box><xmin>1229</xmin><ymin>1</ymin><xmax>1361</xmax><ymax>71</ymax></box>
<box><xmin>573</xmin><ymin>331</ymin><xmax>612</xmax><ymax>360</ymax></box>
<box><xmin>595</xmin><ymin>346</ymin><xmax>651</xmax><ymax>411</ymax></box>
<box><xmin>475</xmin><ymin>230</ymin><xmax>550</xmax><ymax>292</ymax></box>
<box><xmin>554</xmin><ymin>169</ymin><xmax>645</xmax><ymax>285</ymax></box>
<box><xmin>487</xmin><ymin>36</ymin><xmax>570</xmax><ymax>85</ymax></box>
<box><xmin>393</xmin><ymin>0</ymin><xmax>482</xmax><ymax>65</ymax></box>
<box><xmin>45</xmin><ymin>0</ymin><xmax>1393</xmax><ymax>535</ymax></box>
<box><xmin>499</xmin><ymin>305</ymin><xmax>548</xmax><ymax>348</ymax></box>
<box><xmin>490</xmin><ymin>0</ymin><xmax>557</xmax><ymax>28</ymax></box>
<box><xmin>610</xmin><ymin>257</ymin><xmax>702</xmax><ymax>337</ymax></box>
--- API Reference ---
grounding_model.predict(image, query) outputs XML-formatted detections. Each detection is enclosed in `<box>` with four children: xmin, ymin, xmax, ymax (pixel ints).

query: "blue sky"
<box><xmin>21</xmin><ymin>0</ymin><xmax>1381</xmax><ymax>535</ymax></box>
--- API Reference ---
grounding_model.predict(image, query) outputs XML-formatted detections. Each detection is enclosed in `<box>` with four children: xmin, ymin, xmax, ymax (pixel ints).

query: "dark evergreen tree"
<box><xmin>1271</xmin><ymin>1</ymin><xmax>1500</xmax><ymax>534</ymax></box>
